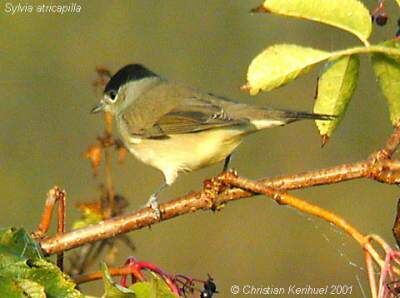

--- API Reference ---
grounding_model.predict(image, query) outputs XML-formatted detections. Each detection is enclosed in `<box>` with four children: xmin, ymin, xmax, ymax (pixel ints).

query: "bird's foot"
<box><xmin>145</xmin><ymin>194</ymin><xmax>161</xmax><ymax>220</ymax></box>
<box><xmin>220</xmin><ymin>168</ymin><xmax>238</xmax><ymax>180</ymax></box>
<box><xmin>225</xmin><ymin>168</ymin><xmax>237</xmax><ymax>175</ymax></box>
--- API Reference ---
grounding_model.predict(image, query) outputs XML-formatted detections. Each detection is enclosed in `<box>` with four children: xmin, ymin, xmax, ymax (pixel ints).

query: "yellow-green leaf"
<box><xmin>101</xmin><ymin>263</ymin><xmax>177</xmax><ymax>298</ymax></box>
<box><xmin>246</xmin><ymin>44</ymin><xmax>331</xmax><ymax>95</ymax></box>
<box><xmin>72</xmin><ymin>210</ymin><xmax>103</xmax><ymax>230</ymax></box>
<box><xmin>17</xmin><ymin>279</ymin><xmax>46</xmax><ymax>298</ymax></box>
<box><xmin>129</xmin><ymin>274</ymin><xmax>177</xmax><ymax>298</ymax></box>
<box><xmin>102</xmin><ymin>263</ymin><xmax>135</xmax><ymax>298</ymax></box>
<box><xmin>313</xmin><ymin>55</ymin><xmax>359</xmax><ymax>140</ymax></box>
<box><xmin>376</xmin><ymin>40</ymin><xmax>400</xmax><ymax>63</ymax></box>
<box><xmin>372</xmin><ymin>48</ymin><xmax>400</xmax><ymax>125</ymax></box>
<box><xmin>261</xmin><ymin>0</ymin><xmax>372</xmax><ymax>44</ymax></box>
<box><xmin>396</xmin><ymin>0</ymin><xmax>400</xmax><ymax>7</ymax></box>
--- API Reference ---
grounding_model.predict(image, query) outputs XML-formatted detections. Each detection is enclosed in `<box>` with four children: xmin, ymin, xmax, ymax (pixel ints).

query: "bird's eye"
<box><xmin>108</xmin><ymin>90</ymin><xmax>118</xmax><ymax>101</ymax></box>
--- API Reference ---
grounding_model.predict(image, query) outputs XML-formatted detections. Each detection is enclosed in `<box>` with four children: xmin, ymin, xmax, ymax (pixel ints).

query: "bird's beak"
<box><xmin>91</xmin><ymin>100</ymin><xmax>105</xmax><ymax>113</ymax></box>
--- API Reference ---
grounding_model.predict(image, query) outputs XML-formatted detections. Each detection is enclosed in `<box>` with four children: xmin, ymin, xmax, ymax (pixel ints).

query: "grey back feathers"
<box><xmin>119</xmin><ymin>82</ymin><xmax>247</xmax><ymax>139</ymax></box>
<box><xmin>107</xmin><ymin>64</ymin><xmax>334</xmax><ymax>140</ymax></box>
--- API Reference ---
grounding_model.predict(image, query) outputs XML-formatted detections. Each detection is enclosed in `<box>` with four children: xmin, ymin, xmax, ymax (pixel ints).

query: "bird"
<box><xmin>91</xmin><ymin>64</ymin><xmax>333</xmax><ymax>214</ymax></box>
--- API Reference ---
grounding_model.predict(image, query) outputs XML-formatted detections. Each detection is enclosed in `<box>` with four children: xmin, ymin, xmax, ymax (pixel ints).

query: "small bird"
<box><xmin>91</xmin><ymin>64</ymin><xmax>333</xmax><ymax>213</ymax></box>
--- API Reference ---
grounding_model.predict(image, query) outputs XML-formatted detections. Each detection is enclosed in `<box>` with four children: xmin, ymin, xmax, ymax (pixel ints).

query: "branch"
<box><xmin>74</xmin><ymin>265</ymin><xmax>143</xmax><ymax>284</ymax></box>
<box><xmin>221</xmin><ymin>172</ymin><xmax>388</xmax><ymax>268</ymax></box>
<box><xmin>39</xmin><ymin>126</ymin><xmax>400</xmax><ymax>255</ymax></box>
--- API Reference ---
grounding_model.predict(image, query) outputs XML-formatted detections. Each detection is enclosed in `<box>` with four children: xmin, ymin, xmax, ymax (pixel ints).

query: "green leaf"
<box><xmin>101</xmin><ymin>263</ymin><xmax>177</xmax><ymax>298</ymax></box>
<box><xmin>396</xmin><ymin>0</ymin><xmax>400</xmax><ymax>7</ymax></box>
<box><xmin>128</xmin><ymin>282</ymin><xmax>151</xmax><ymax>298</ymax></box>
<box><xmin>376</xmin><ymin>40</ymin><xmax>400</xmax><ymax>63</ymax></box>
<box><xmin>245</xmin><ymin>43</ymin><xmax>400</xmax><ymax>96</ymax></box>
<box><xmin>102</xmin><ymin>263</ymin><xmax>136</xmax><ymax>298</ymax></box>
<box><xmin>246</xmin><ymin>44</ymin><xmax>330</xmax><ymax>95</ymax></box>
<box><xmin>0</xmin><ymin>228</ymin><xmax>42</xmax><ymax>261</ymax></box>
<box><xmin>24</xmin><ymin>259</ymin><xmax>83</xmax><ymax>298</ymax></box>
<box><xmin>372</xmin><ymin>47</ymin><xmax>400</xmax><ymax>125</ymax></box>
<box><xmin>0</xmin><ymin>276</ymin><xmax>27</xmax><ymax>297</ymax></box>
<box><xmin>313</xmin><ymin>55</ymin><xmax>359</xmax><ymax>141</ymax></box>
<box><xmin>0</xmin><ymin>228</ymin><xmax>84</xmax><ymax>298</ymax></box>
<box><xmin>129</xmin><ymin>274</ymin><xmax>177</xmax><ymax>298</ymax></box>
<box><xmin>260</xmin><ymin>0</ymin><xmax>372</xmax><ymax>44</ymax></box>
<box><xmin>17</xmin><ymin>279</ymin><xmax>46</xmax><ymax>298</ymax></box>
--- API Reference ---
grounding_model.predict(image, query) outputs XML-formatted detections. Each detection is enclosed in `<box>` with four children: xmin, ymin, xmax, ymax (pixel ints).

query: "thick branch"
<box><xmin>39</xmin><ymin>126</ymin><xmax>400</xmax><ymax>255</ymax></box>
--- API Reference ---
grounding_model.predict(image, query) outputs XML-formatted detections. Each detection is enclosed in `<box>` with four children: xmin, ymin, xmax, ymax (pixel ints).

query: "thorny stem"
<box><xmin>377</xmin><ymin>250</ymin><xmax>400</xmax><ymax>297</ymax></box>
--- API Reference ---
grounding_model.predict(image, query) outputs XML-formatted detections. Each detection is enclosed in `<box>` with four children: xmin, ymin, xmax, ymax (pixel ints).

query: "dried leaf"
<box><xmin>117</xmin><ymin>146</ymin><xmax>128</xmax><ymax>163</ymax></box>
<box><xmin>85</xmin><ymin>143</ymin><xmax>103</xmax><ymax>176</ymax></box>
<box><xmin>73</xmin><ymin>201</ymin><xmax>103</xmax><ymax>230</ymax></box>
<box><xmin>104</xmin><ymin>112</ymin><xmax>113</xmax><ymax>134</ymax></box>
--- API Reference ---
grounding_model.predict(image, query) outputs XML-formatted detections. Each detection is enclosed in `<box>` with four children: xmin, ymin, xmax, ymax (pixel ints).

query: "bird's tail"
<box><xmin>247</xmin><ymin>107</ymin><xmax>336</xmax><ymax>131</ymax></box>
<box><xmin>281</xmin><ymin>110</ymin><xmax>336</xmax><ymax>121</ymax></box>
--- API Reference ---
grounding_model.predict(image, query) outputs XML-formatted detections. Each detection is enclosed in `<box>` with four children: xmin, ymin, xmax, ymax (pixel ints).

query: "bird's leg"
<box><xmin>145</xmin><ymin>182</ymin><xmax>168</xmax><ymax>219</ymax></box>
<box><xmin>222</xmin><ymin>154</ymin><xmax>232</xmax><ymax>172</ymax></box>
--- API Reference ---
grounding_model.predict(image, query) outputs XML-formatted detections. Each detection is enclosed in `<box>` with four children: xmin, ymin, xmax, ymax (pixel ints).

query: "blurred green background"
<box><xmin>1</xmin><ymin>0</ymin><xmax>399</xmax><ymax>296</ymax></box>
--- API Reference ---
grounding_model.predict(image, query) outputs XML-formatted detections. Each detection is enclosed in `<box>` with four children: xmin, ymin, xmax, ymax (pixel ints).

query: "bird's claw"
<box><xmin>145</xmin><ymin>195</ymin><xmax>161</xmax><ymax>220</ymax></box>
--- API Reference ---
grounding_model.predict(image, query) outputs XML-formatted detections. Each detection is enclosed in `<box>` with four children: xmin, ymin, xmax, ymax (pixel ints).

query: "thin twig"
<box><xmin>68</xmin><ymin>244</ymin><xmax>97</xmax><ymax>276</ymax></box>
<box><xmin>103</xmin><ymin>112</ymin><xmax>115</xmax><ymax>219</ymax></box>
<box><xmin>32</xmin><ymin>187</ymin><xmax>66</xmax><ymax>270</ymax></box>
<box><xmin>365</xmin><ymin>250</ymin><xmax>377</xmax><ymax>298</ymax></box>
<box><xmin>223</xmin><ymin>173</ymin><xmax>367</xmax><ymax>242</ymax></box>
<box><xmin>73</xmin><ymin>265</ymin><xmax>143</xmax><ymax>284</ymax></box>
<box><xmin>381</xmin><ymin>122</ymin><xmax>400</xmax><ymax>158</ymax></box>
<box><xmin>222</xmin><ymin>173</ymin><xmax>388</xmax><ymax>267</ymax></box>
<box><xmin>56</xmin><ymin>190</ymin><xmax>66</xmax><ymax>270</ymax></box>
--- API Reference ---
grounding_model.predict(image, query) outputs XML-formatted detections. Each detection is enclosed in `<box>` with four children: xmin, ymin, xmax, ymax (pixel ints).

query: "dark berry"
<box><xmin>375</xmin><ymin>13</ymin><xmax>388</xmax><ymax>26</ymax></box>
<box><xmin>200</xmin><ymin>290</ymin><xmax>212</xmax><ymax>298</ymax></box>
<box><xmin>204</xmin><ymin>280</ymin><xmax>217</xmax><ymax>293</ymax></box>
<box><xmin>396</xmin><ymin>28</ymin><xmax>400</xmax><ymax>38</ymax></box>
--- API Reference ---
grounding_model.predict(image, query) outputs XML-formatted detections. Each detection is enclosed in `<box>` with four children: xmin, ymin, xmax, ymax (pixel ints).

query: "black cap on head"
<box><xmin>104</xmin><ymin>64</ymin><xmax>157</xmax><ymax>94</ymax></box>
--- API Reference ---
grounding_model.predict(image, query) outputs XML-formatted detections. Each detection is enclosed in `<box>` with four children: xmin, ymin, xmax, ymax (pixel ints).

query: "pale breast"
<box><xmin>127</xmin><ymin>127</ymin><xmax>244</xmax><ymax>178</ymax></box>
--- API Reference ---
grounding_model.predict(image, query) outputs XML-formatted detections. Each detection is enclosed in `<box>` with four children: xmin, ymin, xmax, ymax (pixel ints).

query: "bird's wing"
<box><xmin>121</xmin><ymin>97</ymin><xmax>246</xmax><ymax>139</ymax></box>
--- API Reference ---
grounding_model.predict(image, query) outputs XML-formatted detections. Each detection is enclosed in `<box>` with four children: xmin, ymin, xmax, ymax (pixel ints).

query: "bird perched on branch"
<box><xmin>92</xmin><ymin>64</ymin><xmax>333</xmax><ymax>215</ymax></box>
